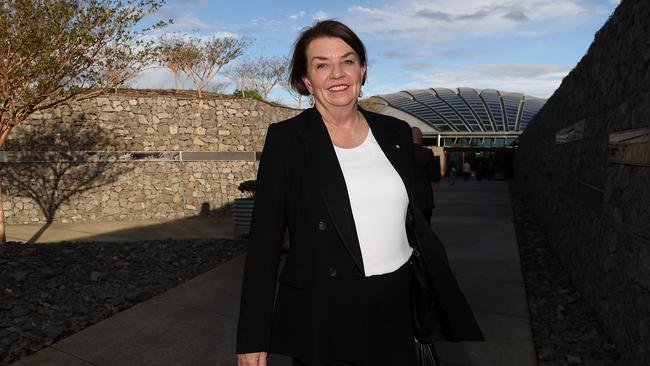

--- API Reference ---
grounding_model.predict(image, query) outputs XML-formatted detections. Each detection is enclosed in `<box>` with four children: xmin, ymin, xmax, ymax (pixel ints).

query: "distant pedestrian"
<box><xmin>463</xmin><ymin>161</ymin><xmax>471</xmax><ymax>182</ymax></box>
<box><xmin>411</xmin><ymin>127</ymin><xmax>441</xmax><ymax>226</ymax></box>
<box><xmin>449</xmin><ymin>162</ymin><xmax>457</xmax><ymax>185</ymax></box>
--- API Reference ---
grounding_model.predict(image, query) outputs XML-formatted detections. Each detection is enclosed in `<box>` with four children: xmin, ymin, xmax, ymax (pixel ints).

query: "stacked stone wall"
<box><xmin>1</xmin><ymin>93</ymin><xmax>300</xmax><ymax>224</ymax></box>
<box><xmin>513</xmin><ymin>1</ymin><xmax>650</xmax><ymax>364</ymax></box>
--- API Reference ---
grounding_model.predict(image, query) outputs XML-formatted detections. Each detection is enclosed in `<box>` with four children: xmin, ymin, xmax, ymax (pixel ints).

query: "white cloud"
<box><xmin>132</xmin><ymin>67</ymin><xmax>177</xmax><ymax>89</ymax></box>
<box><xmin>289</xmin><ymin>10</ymin><xmax>306</xmax><ymax>19</ymax></box>
<box><xmin>346</xmin><ymin>0</ymin><xmax>600</xmax><ymax>43</ymax></box>
<box><xmin>472</xmin><ymin>63</ymin><xmax>568</xmax><ymax>78</ymax></box>
<box><xmin>132</xmin><ymin>66</ymin><xmax>234</xmax><ymax>91</ymax></box>
<box><xmin>399</xmin><ymin>62</ymin><xmax>571</xmax><ymax>98</ymax></box>
<box><xmin>165</xmin><ymin>13</ymin><xmax>215</xmax><ymax>32</ymax></box>
<box><xmin>313</xmin><ymin>11</ymin><xmax>329</xmax><ymax>21</ymax></box>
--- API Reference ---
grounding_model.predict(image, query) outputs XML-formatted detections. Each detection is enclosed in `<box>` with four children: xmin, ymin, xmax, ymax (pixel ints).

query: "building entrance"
<box><xmin>442</xmin><ymin>149</ymin><xmax>513</xmax><ymax>180</ymax></box>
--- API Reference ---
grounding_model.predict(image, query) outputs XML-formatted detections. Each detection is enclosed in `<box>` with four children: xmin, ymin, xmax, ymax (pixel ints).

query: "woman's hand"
<box><xmin>237</xmin><ymin>352</ymin><xmax>268</xmax><ymax>366</ymax></box>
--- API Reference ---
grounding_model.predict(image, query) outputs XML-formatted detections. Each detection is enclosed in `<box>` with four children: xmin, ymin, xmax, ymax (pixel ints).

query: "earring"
<box><xmin>309</xmin><ymin>94</ymin><xmax>315</xmax><ymax>106</ymax></box>
<box><xmin>359</xmin><ymin>90</ymin><xmax>363</xmax><ymax>98</ymax></box>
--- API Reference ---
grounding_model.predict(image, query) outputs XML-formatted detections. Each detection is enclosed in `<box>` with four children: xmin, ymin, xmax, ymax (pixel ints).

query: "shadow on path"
<box><xmin>11</xmin><ymin>180</ymin><xmax>536</xmax><ymax>366</ymax></box>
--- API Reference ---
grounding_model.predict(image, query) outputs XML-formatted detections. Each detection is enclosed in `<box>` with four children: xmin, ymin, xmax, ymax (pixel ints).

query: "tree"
<box><xmin>225</xmin><ymin>61</ymin><xmax>255</xmax><ymax>98</ymax></box>
<box><xmin>156</xmin><ymin>34</ymin><xmax>197</xmax><ymax>92</ymax></box>
<box><xmin>0</xmin><ymin>0</ymin><xmax>167</xmax><ymax>244</ymax></box>
<box><xmin>228</xmin><ymin>55</ymin><xmax>288</xmax><ymax>101</ymax></box>
<box><xmin>205</xmin><ymin>80</ymin><xmax>229</xmax><ymax>94</ymax></box>
<box><xmin>281</xmin><ymin>62</ymin><xmax>305</xmax><ymax>109</ymax></box>
<box><xmin>248</xmin><ymin>55</ymin><xmax>289</xmax><ymax>101</ymax></box>
<box><xmin>178</xmin><ymin>36</ymin><xmax>250</xmax><ymax>98</ymax></box>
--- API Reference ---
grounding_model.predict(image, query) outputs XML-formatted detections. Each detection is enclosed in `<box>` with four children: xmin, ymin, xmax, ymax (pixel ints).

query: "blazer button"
<box><xmin>318</xmin><ymin>221</ymin><xmax>327</xmax><ymax>231</ymax></box>
<box><xmin>328</xmin><ymin>267</ymin><xmax>337</xmax><ymax>277</ymax></box>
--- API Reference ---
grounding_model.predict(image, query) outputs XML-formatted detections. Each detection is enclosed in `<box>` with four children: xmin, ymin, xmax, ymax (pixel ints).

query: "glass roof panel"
<box><xmin>501</xmin><ymin>93</ymin><xmax>523</xmax><ymax>131</ymax></box>
<box><xmin>378</xmin><ymin>93</ymin><xmax>453</xmax><ymax>132</ymax></box>
<box><xmin>431</xmin><ymin>88</ymin><xmax>482</xmax><ymax>132</ymax></box>
<box><xmin>458</xmin><ymin>88</ymin><xmax>494</xmax><ymax>132</ymax></box>
<box><xmin>375</xmin><ymin>88</ymin><xmax>546</xmax><ymax>138</ymax></box>
<box><xmin>479</xmin><ymin>90</ymin><xmax>506</xmax><ymax>131</ymax></box>
<box><xmin>406</xmin><ymin>89</ymin><xmax>468</xmax><ymax>131</ymax></box>
<box><xmin>518</xmin><ymin>97</ymin><xmax>545</xmax><ymax>130</ymax></box>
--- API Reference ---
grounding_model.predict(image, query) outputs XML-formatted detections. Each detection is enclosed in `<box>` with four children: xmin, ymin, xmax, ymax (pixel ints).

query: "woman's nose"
<box><xmin>331</xmin><ymin>63</ymin><xmax>344</xmax><ymax>78</ymax></box>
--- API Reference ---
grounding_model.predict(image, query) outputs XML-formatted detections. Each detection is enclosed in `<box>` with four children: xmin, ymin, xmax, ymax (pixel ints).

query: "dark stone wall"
<box><xmin>513</xmin><ymin>1</ymin><xmax>650</xmax><ymax>365</ymax></box>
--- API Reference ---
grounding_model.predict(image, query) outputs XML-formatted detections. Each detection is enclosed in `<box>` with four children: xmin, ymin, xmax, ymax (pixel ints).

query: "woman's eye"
<box><xmin>344</xmin><ymin>60</ymin><xmax>354</xmax><ymax>65</ymax></box>
<box><xmin>316</xmin><ymin>63</ymin><xmax>327</xmax><ymax>69</ymax></box>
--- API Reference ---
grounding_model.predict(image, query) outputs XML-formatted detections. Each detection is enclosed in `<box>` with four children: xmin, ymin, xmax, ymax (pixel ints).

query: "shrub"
<box><xmin>237</xmin><ymin>180</ymin><xmax>256</xmax><ymax>198</ymax></box>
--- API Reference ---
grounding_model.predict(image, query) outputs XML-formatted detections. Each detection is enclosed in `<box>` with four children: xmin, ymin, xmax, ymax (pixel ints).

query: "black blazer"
<box><xmin>236</xmin><ymin>107</ymin><xmax>482</xmax><ymax>366</ymax></box>
<box><xmin>414</xmin><ymin>145</ymin><xmax>441</xmax><ymax>210</ymax></box>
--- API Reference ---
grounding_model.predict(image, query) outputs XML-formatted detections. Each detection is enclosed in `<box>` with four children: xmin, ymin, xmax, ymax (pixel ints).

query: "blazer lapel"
<box><xmin>298</xmin><ymin>108</ymin><xmax>365</xmax><ymax>275</ymax></box>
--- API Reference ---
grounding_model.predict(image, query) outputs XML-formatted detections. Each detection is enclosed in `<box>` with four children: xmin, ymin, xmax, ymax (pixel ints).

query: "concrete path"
<box><xmin>432</xmin><ymin>181</ymin><xmax>537</xmax><ymax>366</ymax></box>
<box><xmin>11</xmin><ymin>180</ymin><xmax>536</xmax><ymax>366</ymax></box>
<box><xmin>5</xmin><ymin>215</ymin><xmax>237</xmax><ymax>243</ymax></box>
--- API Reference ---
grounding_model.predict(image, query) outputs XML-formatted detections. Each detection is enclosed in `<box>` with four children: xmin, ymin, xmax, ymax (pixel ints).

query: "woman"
<box><xmin>237</xmin><ymin>20</ymin><xmax>482</xmax><ymax>366</ymax></box>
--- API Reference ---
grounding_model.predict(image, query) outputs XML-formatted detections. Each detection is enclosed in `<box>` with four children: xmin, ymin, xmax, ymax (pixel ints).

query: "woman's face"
<box><xmin>302</xmin><ymin>37</ymin><xmax>366</xmax><ymax>110</ymax></box>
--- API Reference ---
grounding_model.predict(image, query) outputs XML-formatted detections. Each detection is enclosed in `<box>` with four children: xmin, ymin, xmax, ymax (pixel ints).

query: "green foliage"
<box><xmin>232</xmin><ymin>89</ymin><xmax>262</xmax><ymax>100</ymax></box>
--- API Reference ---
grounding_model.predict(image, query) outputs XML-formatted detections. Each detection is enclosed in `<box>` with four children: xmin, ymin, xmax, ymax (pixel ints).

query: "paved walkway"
<box><xmin>5</xmin><ymin>215</ymin><xmax>237</xmax><ymax>243</ymax></box>
<box><xmin>10</xmin><ymin>180</ymin><xmax>536</xmax><ymax>366</ymax></box>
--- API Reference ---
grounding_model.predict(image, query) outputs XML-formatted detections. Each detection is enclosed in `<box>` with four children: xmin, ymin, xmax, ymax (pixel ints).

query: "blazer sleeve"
<box><xmin>236</xmin><ymin>123</ymin><xmax>288</xmax><ymax>354</ymax></box>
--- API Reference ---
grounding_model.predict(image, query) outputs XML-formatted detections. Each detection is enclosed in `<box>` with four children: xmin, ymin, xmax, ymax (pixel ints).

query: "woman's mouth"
<box><xmin>328</xmin><ymin>84</ymin><xmax>349</xmax><ymax>92</ymax></box>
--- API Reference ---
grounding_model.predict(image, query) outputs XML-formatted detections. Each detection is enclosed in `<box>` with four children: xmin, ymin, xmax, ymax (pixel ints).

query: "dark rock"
<box><xmin>90</xmin><ymin>271</ymin><xmax>101</xmax><ymax>282</ymax></box>
<box><xmin>0</xmin><ymin>238</ymin><xmax>246</xmax><ymax>364</ymax></box>
<box><xmin>11</xmin><ymin>272</ymin><xmax>27</xmax><ymax>281</ymax></box>
<box><xmin>511</xmin><ymin>186</ymin><xmax>622</xmax><ymax>366</ymax></box>
<box><xmin>11</xmin><ymin>307</ymin><xmax>30</xmax><ymax>318</ymax></box>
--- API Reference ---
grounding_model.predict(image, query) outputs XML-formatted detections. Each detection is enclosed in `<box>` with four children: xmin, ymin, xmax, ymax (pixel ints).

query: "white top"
<box><xmin>333</xmin><ymin>129</ymin><xmax>413</xmax><ymax>276</ymax></box>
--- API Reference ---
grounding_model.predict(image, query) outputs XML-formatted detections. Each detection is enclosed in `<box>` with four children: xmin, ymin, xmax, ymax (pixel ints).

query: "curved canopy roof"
<box><xmin>370</xmin><ymin>87</ymin><xmax>546</xmax><ymax>135</ymax></box>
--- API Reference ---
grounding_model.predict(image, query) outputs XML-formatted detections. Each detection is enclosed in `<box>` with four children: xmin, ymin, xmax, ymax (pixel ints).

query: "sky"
<box><xmin>134</xmin><ymin>0</ymin><xmax>622</xmax><ymax>107</ymax></box>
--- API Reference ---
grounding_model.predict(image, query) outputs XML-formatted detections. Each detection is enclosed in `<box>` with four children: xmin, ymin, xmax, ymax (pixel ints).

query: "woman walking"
<box><xmin>236</xmin><ymin>20</ymin><xmax>482</xmax><ymax>366</ymax></box>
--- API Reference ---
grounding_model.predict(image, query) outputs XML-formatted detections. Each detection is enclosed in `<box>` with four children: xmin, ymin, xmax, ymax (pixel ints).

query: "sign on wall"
<box><xmin>608</xmin><ymin>127</ymin><xmax>650</xmax><ymax>166</ymax></box>
<box><xmin>555</xmin><ymin>119</ymin><xmax>586</xmax><ymax>144</ymax></box>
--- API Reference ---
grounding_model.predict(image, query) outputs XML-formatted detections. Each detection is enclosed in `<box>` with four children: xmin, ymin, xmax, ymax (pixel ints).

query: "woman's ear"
<box><xmin>361</xmin><ymin>63</ymin><xmax>367</xmax><ymax>85</ymax></box>
<box><xmin>302</xmin><ymin>75</ymin><xmax>313</xmax><ymax>94</ymax></box>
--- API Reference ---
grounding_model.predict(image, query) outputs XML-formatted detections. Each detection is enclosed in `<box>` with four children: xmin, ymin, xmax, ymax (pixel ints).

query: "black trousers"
<box><xmin>293</xmin><ymin>261</ymin><xmax>415</xmax><ymax>366</ymax></box>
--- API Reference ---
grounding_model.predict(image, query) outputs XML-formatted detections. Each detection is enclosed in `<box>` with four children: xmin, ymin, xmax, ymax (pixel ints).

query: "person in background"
<box><xmin>449</xmin><ymin>161</ymin><xmax>458</xmax><ymax>185</ymax></box>
<box><xmin>236</xmin><ymin>20</ymin><xmax>482</xmax><ymax>366</ymax></box>
<box><xmin>463</xmin><ymin>160</ymin><xmax>472</xmax><ymax>182</ymax></box>
<box><xmin>411</xmin><ymin>127</ymin><xmax>441</xmax><ymax>225</ymax></box>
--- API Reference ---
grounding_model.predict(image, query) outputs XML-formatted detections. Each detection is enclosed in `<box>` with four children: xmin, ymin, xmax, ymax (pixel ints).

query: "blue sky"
<box><xmin>135</xmin><ymin>0</ymin><xmax>621</xmax><ymax>106</ymax></box>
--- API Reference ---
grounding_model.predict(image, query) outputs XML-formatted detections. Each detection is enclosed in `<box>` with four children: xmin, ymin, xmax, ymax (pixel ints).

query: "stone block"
<box><xmin>96</xmin><ymin>97</ymin><xmax>110</xmax><ymax>106</ymax></box>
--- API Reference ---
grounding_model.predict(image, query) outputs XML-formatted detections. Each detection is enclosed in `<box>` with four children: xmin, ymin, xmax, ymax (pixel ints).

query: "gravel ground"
<box><xmin>510</xmin><ymin>185</ymin><xmax>621</xmax><ymax>366</ymax></box>
<box><xmin>0</xmin><ymin>238</ymin><xmax>246</xmax><ymax>365</ymax></box>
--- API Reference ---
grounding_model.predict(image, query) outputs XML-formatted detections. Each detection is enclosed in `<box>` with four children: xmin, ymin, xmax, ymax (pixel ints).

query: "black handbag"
<box><xmin>416</xmin><ymin>341</ymin><xmax>441</xmax><ymax>366</ymax></box>
<box><xmin>406</xmin><ymin>206</ymin><xmax>446</xmax><ymax>344</ymax></box>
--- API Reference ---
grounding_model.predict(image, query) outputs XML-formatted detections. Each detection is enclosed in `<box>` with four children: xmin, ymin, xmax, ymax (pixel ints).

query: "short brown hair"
<box><xmin>289</xmin><ymin>20</ymin><xmax>367</xmax><ymax>96</ymax></box>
